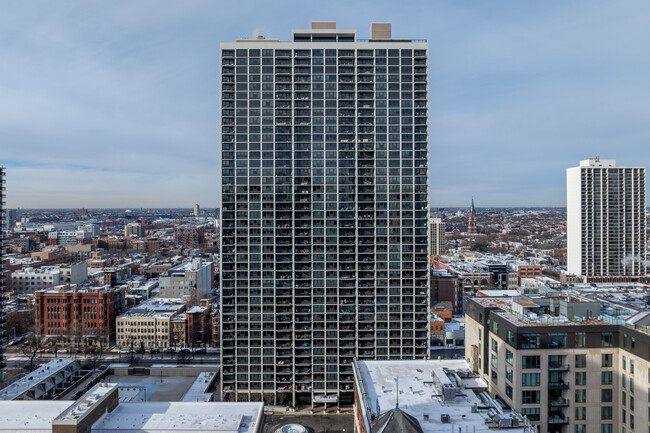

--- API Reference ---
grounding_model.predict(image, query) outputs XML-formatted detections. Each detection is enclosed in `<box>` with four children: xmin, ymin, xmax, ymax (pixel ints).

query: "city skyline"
<box><xmin>3</xmin><ymin>1</ymin><xmax>650</xmax><ymax>208</ymax></box>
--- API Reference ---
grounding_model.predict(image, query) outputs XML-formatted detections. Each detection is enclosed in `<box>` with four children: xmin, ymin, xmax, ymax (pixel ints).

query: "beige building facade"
<box><xmin>116</xmin><ymin>299</ymin><xmax>185</xmax><ymax>349</ymax></box>
<box><xmin>466</xmin><ymin>297</ymin><xmax>650</xmax><ymax>433</ymax></box>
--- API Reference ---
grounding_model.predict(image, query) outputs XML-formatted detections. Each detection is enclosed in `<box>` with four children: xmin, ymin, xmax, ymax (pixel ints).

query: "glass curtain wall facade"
<box><xmin>220</xmin><ymin>24</ymin><xmax>429</xmax><ymax>405</ymax></box>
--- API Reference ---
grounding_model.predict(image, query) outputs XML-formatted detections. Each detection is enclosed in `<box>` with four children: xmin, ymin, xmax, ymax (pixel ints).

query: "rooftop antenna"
<box><xmin>395</xmin><ymin>376</ymin><xmax>399</xmax><ymax>409</ymax></box>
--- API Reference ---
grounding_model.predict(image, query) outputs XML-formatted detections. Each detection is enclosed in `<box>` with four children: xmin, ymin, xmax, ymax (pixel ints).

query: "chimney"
<box><xmin>312</xmin><ymin>21</ymin><xmax>336</xmax><ymax>29</ymax></box>
<box><xmin>370</xmin><ymin>22</ymin><xmax>391</xmax><ymax>39</ymax></box>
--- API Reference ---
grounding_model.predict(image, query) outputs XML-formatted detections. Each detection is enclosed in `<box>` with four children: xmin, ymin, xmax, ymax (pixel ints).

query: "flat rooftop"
<box><xmin>0</xmin><ymin>400</ymin><xmax>75</xmax><ymax>432</ymax></box>
<box><xmin>355</xmin><ymin>360</ymin><xmax>529</xmax><ymax>433</ymax></box>
<box><xmin>56</xmin><ymin>383</ymin><xmax>118</xmax><ymax>421</ymax></box>
<box><xmin>91</xmin><ymin>402</ymin><xmax>264</xmax><ymax>433</ymax></box>
<box><xmin>181</xmin><ymin>371</ymin><xmax>217</xmax><ymax>402</ymax></box>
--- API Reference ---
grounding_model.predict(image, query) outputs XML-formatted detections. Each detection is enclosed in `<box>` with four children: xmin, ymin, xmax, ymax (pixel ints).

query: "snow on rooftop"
<box><xmin>181</xmin><ymin>372</ymin><xmax>217</xmax><ymax>402</ymax></box>
<box><xmin>57</xmin><ymin>383</ymin><xmax>118</xmax><ymax>421</ymax></box>
<box><xmin>0</xmin><ymin>400</ymin><xmax>75</xmax><ymax>432</ymax></box>
<box><xmin>0</xmin><ymin>359</ymin><xmax>79</xmax><ymax>400</ymax></box>
<box><xmin>356</xmin><ymin>360</ymin><xmax>528</xmax><ymax>433</ymax></box>
<box><xmin>477</xmin><ymin>290</ymin><xmax>519</xmax><ymax>297</ymax></box>
<box><xmin>91</xmin><ymin>401</ymin><xmax>263</xmax><ymax>433</ymax></box>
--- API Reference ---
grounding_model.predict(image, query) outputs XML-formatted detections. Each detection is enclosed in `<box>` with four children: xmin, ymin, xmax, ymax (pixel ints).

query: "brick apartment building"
<box><xmin>173</xmin><ymin>227</ymin><xmax>204</xmax><ymax>250</ymax></box>
<box><xmin>517</xmin><ymin>265</ymin><xmax>542</xmax><ymax>286</ymax></box>
<box><xmin>34</xmin><ymin>285</ymin><xmax>116</xmax><ymax>347</ymax></box>
<box><xmin>31</xmin><ymin>248</ymin><xmax>70</xmax><ymax>265</ymax></box>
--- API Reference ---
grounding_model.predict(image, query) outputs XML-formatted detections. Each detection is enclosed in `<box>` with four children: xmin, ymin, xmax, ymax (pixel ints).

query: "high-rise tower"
<box><xmin>467</xmin><ymin>197</ymin><xmax>477</xmax><ymax>234</ymax></box>
<box><xmin>429</xmin><ymin>217</ymin><xmax>446</xmax><ymax>256</ymax></box>
<box><xmin>567</xmin><ymin>158</ymin><xmax>646</xmax><ymax>281</ymax></box>
<box><xmin>220</xmin><ymin>22</ymin><xmax>429</xmax><ymax>405</ymax></box>
<box><xmin>0</xmin><ymin>166</ymin><xmax>5</xmax><ymax>378</ymax></box>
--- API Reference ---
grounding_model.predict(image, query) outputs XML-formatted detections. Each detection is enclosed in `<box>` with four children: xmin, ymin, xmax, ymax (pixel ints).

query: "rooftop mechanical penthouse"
<box><xmin>220</xmin><ymin>22</ymin><xmax>430</xmax><ymax>405</ymax></box>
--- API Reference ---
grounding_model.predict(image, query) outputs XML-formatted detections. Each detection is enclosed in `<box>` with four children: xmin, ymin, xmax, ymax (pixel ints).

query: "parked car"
<box><xmin>150</xmin><ymin>348</ymin><xmax>160</xmax><ymax>354</ymax></box>
<box><xmin>194</xmin><ymin>348</ymin><xmax>206</xmax><ymax>354</ymax></box>
<box><xmin>118</xmin><ymin>348</ymin><xmax>130</xmax><ymax>354</ymax></box>
<box><xmin>83</xmin><ymin>348</ymin><xmax>96</xmax><ymax>354</ymax></box>
<box><xmin>180</xmin><ymin>348</ymin><xmax>191</xmax><ymax>354</ymax></box>
<box><xmin>135</xmin><ymin>348</ymin><xmax>145</xmax><ymax>354</ymax></box>
<box><xmin>164</xmin><ymin>348</ymin><xmax>175</xmax><ymax>354</ymax></box>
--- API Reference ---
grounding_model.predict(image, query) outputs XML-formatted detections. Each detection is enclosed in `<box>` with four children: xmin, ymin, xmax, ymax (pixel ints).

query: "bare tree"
<box><xmin>21</xmin><ymin>324</ymin><xmax>47</xmax><ymax>372</ymax></box>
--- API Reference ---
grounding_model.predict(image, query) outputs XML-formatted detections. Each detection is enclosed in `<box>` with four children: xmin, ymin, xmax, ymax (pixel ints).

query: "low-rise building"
<box><xmin>31</xmin><ymin>248</ymin><xmax>70</xmax><ymax>265</ymax></box>
<box><xmin>0</xmin><ymin>359</ymin><xmax>80</xmax><ymax>400</ymax></box>
<box><xmin>352</xmin><ymin>359</ymin><xmax>534</xmax><ymax>433</ymax></box>
<box><xmin>35</xmin><ymin>285</ymin><xmax>116</xmax><ymax>347</ymax></box>
<box><xmin>173</xmin><ymin>226</ymin><xmax>204</xmax><ymax>250</ymax></box>
<box><xmin>59</xmin><ymin>262</ymin><xmax>88</xmax><ymax>285</ymax></box>
<box><xmin>12</xmin><ymin>267</ymin><xmax>61</xmax><ymax>293</ymax></box>
<box><xmin>158</xmin><ymin>258</ymin><xmax>213</xmax><ymax>301</ymax></box>
<box><xmin>47</xmin><ymin>230</ymin><xmax>92</xmax><ymax>246</ymax></box>
<box><xmin>0</xmin><ymin>382</ymin><xmax>264</xmax><ymax>433</ymax></box>
<box><xmin>116</xmin><ymin>298</ymin><xmax>186</xmax><ymax>349</ymax></box>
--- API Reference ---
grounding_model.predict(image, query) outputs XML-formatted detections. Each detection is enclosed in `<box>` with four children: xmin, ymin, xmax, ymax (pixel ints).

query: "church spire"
<box><xmin>468</xmin><ymin>198</ymin><xmax>477</xmax><ymax>234</ymax></box>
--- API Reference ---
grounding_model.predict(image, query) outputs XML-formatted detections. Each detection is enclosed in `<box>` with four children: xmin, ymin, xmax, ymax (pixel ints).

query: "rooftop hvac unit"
<box><xmin>441</xmin><ymin>414</ymin><xmax>451</xmax><ymax>423</ymax></box>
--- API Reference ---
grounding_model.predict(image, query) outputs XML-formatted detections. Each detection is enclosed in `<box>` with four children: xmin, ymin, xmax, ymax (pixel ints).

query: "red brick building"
<box><xmin>186</xmin><ymin>301</ymin><xmax>212</xmax><ymax>346</ymax></box>
<box><xmin>34</xmin><ymin>285</ymin><xmax>116</xmax><ymax>347</ymax></box>
<box><xmin>517</xmin><ymin>265</ymin><xmax>542</xmax><ymax>285</ymax></box>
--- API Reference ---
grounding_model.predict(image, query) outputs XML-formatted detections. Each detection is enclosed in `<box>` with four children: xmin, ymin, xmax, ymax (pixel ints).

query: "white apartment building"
<box><xmin>429</xmin><ymin>217</ymin><xmax>446</xmax><ymax>256</ymax></box>
<box><xmin>124</xmin><ymin>222</ymin><xmax>144</xmax><ymax>238</ymax></box>
<box><xmin>48</xmin><ymin>230</ymin><xmax>92</xmax><ymax>246</ymax></box>
<box><xmin>11</xmin><ymin>267</ymin><xmax>61</xmax><ymax>293</ymax></box>
<box><xmin>567</xmin><ymin>158</ymin><xmax>646</xmax><ymax>281</ymax></box>
<box><xmin>158</xmin><ymin>258</ymin><xmax>212</xmax><ymax>301</ymax></box>
<box><xmin>59</xmin><ymin>262</ymin><xmax>88</xmax><ymax>286</ymax></box>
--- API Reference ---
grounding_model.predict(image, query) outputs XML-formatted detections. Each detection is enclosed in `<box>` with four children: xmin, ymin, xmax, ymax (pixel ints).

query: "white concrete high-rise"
<box><xmin>220</xmin><ymin>22</ymin><xmax>429</xmax><ymax>405</ymax></box>
<box><xmin>567</xmin><ymin>158</ymin><xmax>646</xmax><ymax>280</ymax></box>
<box><xmin>429</xmin><ymin>217</ymin><xmax>446</xmax><ymax>256</ymax></box>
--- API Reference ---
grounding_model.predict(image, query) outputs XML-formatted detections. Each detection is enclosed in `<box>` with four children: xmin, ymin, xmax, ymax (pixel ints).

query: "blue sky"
<box><xmin>2</xmin><ymin>1</ymin><xmax>650</xmax><ymax>208</ymax></box>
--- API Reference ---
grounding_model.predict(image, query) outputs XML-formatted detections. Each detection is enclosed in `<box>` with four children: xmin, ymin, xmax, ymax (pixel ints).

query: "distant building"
<box><xmin>567</xmin><ymin>158</ymin><xmax>646</xmax><ymax>281</ymax></box>
<box><xmin>12</xmin><ymin>267</ymin><xmax>61</xmax><ymax>293</ymax></box>
<box><xmin>78</xmin><ymin>223</ymin><xmax>101</xmax><ymax>237</ymax></box>
<box><xmin>3</xmin><ymin>208</ymin><xmax>16</xmax><ymax>232</ymax></box>
<box><xmin>47</xmin><ymin>230</ymin><xmax>91</xmax><ymax>246</ymax></box>
<box><xmin>34</xmin><ymin>285</ymin><xmax>116</xmax><ymax>347</ymax></box>
<box><xmin>193</xmin><ymin>204</ymin><xmax>200</xmax><ymax>216</ymax></box>
<box><xmin>31</xmin><ymin>247</ymin><xmax>71</xmax><ymax>265</ymax></box>
<box><xmin>173</xmin><ymin>226</ymin><xmax>204</xmax><ymax>250</ymax></box>
<box><xmin>517</xmin><ymin>265</ymin><xmax>542</xmax><ymax>286</ymax></box>
<box><xmin>124</xmin><ymin>222</ymin><xmax>144</xmax><ymax>238</ymax></box>
<box><xmin>468</xmin><ymin>197</ymin><xmax>477</xmax><ymax>234</ymax></box>
<box><xmin>158</xmin><ymin>258</ymin><xmax>213</xmax><ymax>301</ymax></box>
<box><xmin>59</xmin><ymin>262</ymin><xmax>88</xmax><ymax>286</ymax></box>
<box><xmin>429</xmin><ymin>217</ymin><xmax>446</xmax><ymax>256</ymax></box>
